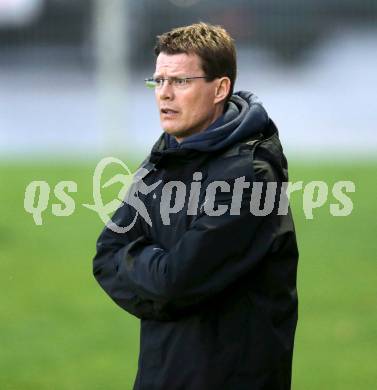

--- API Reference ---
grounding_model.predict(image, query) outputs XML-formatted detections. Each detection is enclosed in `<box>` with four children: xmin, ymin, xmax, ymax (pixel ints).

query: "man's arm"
<box><xmin>93</xmin><ymin>201</ymin><xmax>174</xmax><ymax>321</ymax></box>
<box><xmin>115</xmin><ymin>156</ymin><xmax>282</xmax><ymax>310</ymax></box>
<box><xmin>118</xmin><ymin>202</ymin><xmax>274</xmax><ymax>308</ymax></box>
<box><xmin>94</xmin><ymin>149</ymin><xmax>283</xmax><ymax>317</ymax></box>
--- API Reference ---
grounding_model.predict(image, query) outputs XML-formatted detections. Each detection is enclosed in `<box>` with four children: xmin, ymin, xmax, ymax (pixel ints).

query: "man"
<box><xmin>93</xmin><ymin>22</ymin><xmax>298</xmax><ymax>389</ymax></box>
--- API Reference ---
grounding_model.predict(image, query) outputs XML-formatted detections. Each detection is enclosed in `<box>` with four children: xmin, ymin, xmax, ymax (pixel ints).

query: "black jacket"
<box><xmin>93</xmin><ymin>92</ymin><xmax>299</xmax><ymax>389</ymax></box>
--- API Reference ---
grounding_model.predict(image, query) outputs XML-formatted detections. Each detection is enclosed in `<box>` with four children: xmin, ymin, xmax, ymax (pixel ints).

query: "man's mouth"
<box><xmin>161</xmin><ymin>108</ymin><xmax>179</xmax><ymax>116</ymax></box>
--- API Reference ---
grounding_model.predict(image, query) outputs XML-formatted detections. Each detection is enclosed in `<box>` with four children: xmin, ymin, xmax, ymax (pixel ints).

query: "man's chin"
<box><xmin>163</xmin><ymin>127</ymin><xmax>190</xmax><ymax>140</ymax></box>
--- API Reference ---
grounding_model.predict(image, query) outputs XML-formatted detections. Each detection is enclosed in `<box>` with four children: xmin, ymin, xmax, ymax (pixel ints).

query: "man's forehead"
<box><xmin>154</xmin><ymin>52</ymin><xmax>202</xmax><ymax>75</ymax></box>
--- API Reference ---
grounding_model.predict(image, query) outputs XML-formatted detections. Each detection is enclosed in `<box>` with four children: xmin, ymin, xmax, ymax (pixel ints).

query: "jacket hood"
<box><xmin>161</xmin><ymin>91</ymin><xmax>270</xmax><ymax>153</ymax></box>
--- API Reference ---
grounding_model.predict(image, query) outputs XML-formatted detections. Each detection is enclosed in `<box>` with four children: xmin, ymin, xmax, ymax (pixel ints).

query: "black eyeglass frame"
<box><xmin>144</xmin><ymin>76</ymin><xmax>209</xmax><ymax>88</ymax></box>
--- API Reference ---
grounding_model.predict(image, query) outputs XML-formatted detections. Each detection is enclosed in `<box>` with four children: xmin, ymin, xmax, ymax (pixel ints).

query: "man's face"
<box><xmin>154</xmin><ymin>52</ymin><xmax>221</xmax><ymax>142</ymax></box>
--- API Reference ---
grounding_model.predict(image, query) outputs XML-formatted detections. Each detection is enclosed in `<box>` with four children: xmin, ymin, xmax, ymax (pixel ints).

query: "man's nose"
<box><xmin>157</xmin><ymin>80</ymin><xmax>174</xmax><ymax>100</ymax></box>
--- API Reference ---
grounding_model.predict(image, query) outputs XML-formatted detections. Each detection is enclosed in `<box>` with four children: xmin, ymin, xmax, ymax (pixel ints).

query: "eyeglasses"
<box><xmin>144</xmin><ymin>76</ymin><xmax>208</xmax><ymax>89</ymax></box>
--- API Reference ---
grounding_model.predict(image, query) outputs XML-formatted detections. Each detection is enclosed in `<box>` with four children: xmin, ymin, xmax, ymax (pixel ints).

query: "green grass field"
<box><xmin>1</xmin><ymin>160</ymin><xmax>376</xmax><ymax>389</ymax></box>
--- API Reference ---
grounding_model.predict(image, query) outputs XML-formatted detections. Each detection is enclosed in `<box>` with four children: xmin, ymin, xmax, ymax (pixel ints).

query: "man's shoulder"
<box><xmin>207</xmin><ymin>131</ymin><xmax>287</xmax><ymax>183</ymax></box>
<box><xmin>204</xmin><ymin>136</ymin><xmax>261</xmax><ymax>183</ymax></box>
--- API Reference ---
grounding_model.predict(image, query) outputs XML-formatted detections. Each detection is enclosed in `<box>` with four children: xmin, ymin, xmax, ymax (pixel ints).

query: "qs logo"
<box><xmin>23</xmin><ymin>157</ymin><xmax>161</xmax><ymax>231</ymax></box>
<box><xmin>24</xmin><ymin>157</ymin><xmax>356</xmax><ymax>228</ymax></box>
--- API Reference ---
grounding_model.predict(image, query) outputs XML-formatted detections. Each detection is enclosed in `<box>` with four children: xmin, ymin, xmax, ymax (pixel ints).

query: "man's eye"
<box><xmin>155</xmin><ymin>78</ymin><xmax>163</xmax><ymax>85</ymax></box>
<box><xmin>174</xmin><ymin>78</ymin><xmax>186</xmax><ymax>86</ymax></box>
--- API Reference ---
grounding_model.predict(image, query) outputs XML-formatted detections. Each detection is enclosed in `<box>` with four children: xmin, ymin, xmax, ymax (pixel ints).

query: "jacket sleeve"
<box><xmin>115</xmin><ymin>155</ymin><xmax>282</xmax><ymax>311</ymax></box>
<box><xmin>93</xmin><ymin>201</ymin><xmax>175</xmax><ymax>321</ymax></box>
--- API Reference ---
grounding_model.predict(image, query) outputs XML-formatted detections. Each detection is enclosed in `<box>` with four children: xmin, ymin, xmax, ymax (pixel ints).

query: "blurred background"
<box><xmin>1</xmin><ymin>0</ymin><xmax>376</xmax><ymax>389</ymax></box>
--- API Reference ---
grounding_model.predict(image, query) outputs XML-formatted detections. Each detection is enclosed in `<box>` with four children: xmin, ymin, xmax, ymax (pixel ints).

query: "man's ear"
<box><xmin>214</xmin><ymin>77</ymin><xmax>231</xmax><ymax>104</ymax></box>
